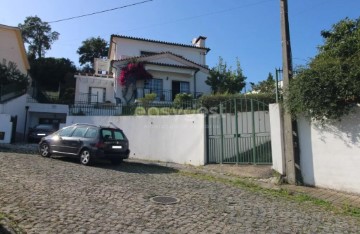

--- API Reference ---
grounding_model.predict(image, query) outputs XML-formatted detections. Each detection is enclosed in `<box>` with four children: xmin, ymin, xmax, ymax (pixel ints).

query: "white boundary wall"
<box><xmin>270</xmin><ymin>104</ymin><xmax>360</xmax><ymax>194</ymax></box>
<box><xmin>66</xmin><ymin>114</ymin><xmax>206</xmax><ymax>166</ymax></box>
<box><xmin>298</xmin><ymin>108</ymin><xmax>360</xmax><ymax>194</ymax></box>
<box><xmin>0</xmin><ymin>114</ymin><xmax>12</xmax><ymax>143</ymax></box>
<box><xmin>269</xmin><ymin>104</ymin><xmax>285</xmax><ymax>174</ymax></box>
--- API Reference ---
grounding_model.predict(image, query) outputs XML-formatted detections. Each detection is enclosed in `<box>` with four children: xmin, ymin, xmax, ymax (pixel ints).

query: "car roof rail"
<box><xmin>72</xmin><ymin>123</ymin><xmax>98</xmax><ymax>127</ymax></box>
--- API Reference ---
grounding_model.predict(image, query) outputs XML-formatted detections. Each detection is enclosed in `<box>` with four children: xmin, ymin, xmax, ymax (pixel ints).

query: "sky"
<box><xmin>1</xmin><ymin>0</ymin><xmax>359</xmax><ymax>88</ymax></box>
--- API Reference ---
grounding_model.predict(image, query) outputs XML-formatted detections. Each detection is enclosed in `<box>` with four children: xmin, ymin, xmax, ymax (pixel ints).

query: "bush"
<box><xmin>173</xmin><ymin>93</ymin><xmax>193</xmax><ymax>108</ymax></box>
<box><xmin>285</xmin><ymin>17</ymin><xmax>360</xmax><ymax>122</ymax></box>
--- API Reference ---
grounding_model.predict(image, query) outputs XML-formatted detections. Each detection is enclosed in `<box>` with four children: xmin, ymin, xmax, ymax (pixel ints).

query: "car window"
<box><xmin>101</xmin><ymin>129</ymin><xmax>113</xmax><ymax>140</ymax></box>
<box><xmin>114</xmin><ymin>130</ymin><xmax>125</xmax><ymax>140</ymax></box>
<box><xmin>84</xmin><ymin>128</ymin><xmax>98</xmax><ymax>139</ymax></box>
<box><xmin>101</xmin><ymin>129</ymin><xmax>125</xmax><ymax>140</ymax></box>
<box><xmin>58</xmin><ymin>126</ymin><xmax>75</xmax><ymax>137</ymax></box>
<box><xmin>71</xmin><ymin>127</ymin><xmax>88</xmax><ymax>138</ymax></box>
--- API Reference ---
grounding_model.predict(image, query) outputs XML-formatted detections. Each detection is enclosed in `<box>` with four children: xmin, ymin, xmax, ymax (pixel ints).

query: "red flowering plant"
<box><xmin>118</xmin><ymin>62</ymin><xmax>153</xmax><ymax>104</ymax></box>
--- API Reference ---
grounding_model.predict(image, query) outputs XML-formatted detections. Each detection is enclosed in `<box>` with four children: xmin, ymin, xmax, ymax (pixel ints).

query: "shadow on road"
<box><xmin>53</xmin><ymin>156</ymin><xmax>179</xmax><ymax>175</ymax></box>
<box><xmin>0</xmin><ymin>224</ymin><xmax>12</xmax><ymax>234</ymax></box>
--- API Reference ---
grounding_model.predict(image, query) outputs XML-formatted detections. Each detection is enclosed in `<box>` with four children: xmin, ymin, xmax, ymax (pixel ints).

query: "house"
<box><xmin>0</xmin><ymin>24</ymin><xmax>31</xmax><ymax>142</ymax></box>
<box><xmin>73</xmin><ymin>35</ymin><xmax>211</xmax><ymax>113</ymax></box>
<box><xmin>0</xmin><ymin>24</ymin><xmax>68</xmax><ymax>143</ymax></box>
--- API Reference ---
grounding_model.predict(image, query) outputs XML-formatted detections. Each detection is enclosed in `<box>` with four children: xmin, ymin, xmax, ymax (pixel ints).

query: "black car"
<box><xmin>38</xmin><ymin>123</ymin><xmax>130</xmax><ymax>165</ymax></box>
<box><xmin>28</xmin><ymin>124</ymin><xmax>58</xmax><ymax>143</ymax></box>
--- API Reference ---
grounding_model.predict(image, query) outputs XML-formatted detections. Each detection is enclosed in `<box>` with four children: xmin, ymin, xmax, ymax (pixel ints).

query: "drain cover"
<box><xmin>150</xmin><ymin>196</ymin><xmax>180</xmax><ymax>205</ymax></box>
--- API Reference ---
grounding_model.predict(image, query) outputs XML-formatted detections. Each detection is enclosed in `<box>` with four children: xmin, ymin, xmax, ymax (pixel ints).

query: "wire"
<box><xmin>47</xmin><ymin>0</ymin><xmax>153</xmax><ymax>24</ymax></box>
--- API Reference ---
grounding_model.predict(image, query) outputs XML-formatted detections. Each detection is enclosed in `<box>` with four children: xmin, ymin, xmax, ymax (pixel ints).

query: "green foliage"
<box><xmin>29</xmin><ymin>57</ymin><xmax>77</xmax><ymax>91</ymax></box>
<box><xmin>173</xmin><ymin>93</ymin><xmax>193</xmax><ymax>108</ymax></box>
<box><xmin>286</xmin><ymin>17</ymin><xmax>360</xmax><ymax>122</ymax></box>
<box><xmin>206</xmin><ymin>57</ymin><xmax>246</xmax><ymax>94</ymax></box>
<box><xmin>250</xmin><ymin>73</ymin><xmax>277</xmax><ymax>94</ymax></box>
<box><xmin>77</xmin><ymin>37</ymin><xmax>109</xmax><ymax>68</ymax></box>
<box><xmin>0</xmin><ymin>61</ymin><xmax>29</xmax><ymax>89</ymax></box>
<box><xmin>18</xmin><ymin>16</ymin><xmax>59</xmax><ymax>59</ymax></box>
<box><xmin>137</xmin><ymin>93</ymin><xmax>157</xmax><ymax>110</ymax></box>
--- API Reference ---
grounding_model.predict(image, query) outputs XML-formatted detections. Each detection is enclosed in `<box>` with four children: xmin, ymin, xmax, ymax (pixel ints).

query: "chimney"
<box><xmin>192</xmin><ymin>36</ymin><xmax>207</xmax><ymax>48</ymax></box>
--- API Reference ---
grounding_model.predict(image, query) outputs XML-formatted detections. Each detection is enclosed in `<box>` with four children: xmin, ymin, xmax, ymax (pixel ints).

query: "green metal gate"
<box><xmin>207</xmin><ymin>98</ymin><xmax>272</xmax><ymax>164</ymax></box>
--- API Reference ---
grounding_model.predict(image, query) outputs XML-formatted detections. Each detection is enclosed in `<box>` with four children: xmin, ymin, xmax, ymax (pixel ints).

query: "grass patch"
<box><xmin>179</xmin><ymin>171</ymin><xmax>360</xmax><ymax>219</ymax></box>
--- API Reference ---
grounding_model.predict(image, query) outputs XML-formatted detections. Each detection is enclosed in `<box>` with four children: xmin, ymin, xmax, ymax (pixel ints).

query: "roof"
<box><xmin>144</xmin><ymin>62</ymin><xmax>200</xmax><ymax>71</ymax></box>
<box><xmin>110</xmin><ymin>35</ymin><xmax>211</xmax><ymax>52</ymax></box>
<box><xmin>111</xmin><ymin>51</ymin><xmax>209</xmax><ymax>71</ymax></box>
<box><xmin>0</xmin><ymin>24</ymin><xmax>30</xmax><ymax>70</ymax></box>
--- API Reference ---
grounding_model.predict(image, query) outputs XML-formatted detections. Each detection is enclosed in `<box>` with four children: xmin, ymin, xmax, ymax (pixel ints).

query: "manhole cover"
<box><xmin>150</xmin><ymin>196</ymin><xmax>180</xmax><ymax>205</ymax></box>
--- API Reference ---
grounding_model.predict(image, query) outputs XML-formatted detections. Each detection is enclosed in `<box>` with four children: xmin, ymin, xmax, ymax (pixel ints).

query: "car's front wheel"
<box><xmin>39</xmin><ymin>143</ymin><xmax>51</xmax><ymax>157</ymax></box>
<box><xmin>80</xmin><ymin>149</ymin><xmax>92</xmax><ymax>165</ymax></box>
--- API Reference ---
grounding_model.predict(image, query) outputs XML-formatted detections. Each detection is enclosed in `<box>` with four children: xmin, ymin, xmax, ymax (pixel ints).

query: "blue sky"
<box><xmin>1</xmin><ymin>0</ymin><xmax>359</xmax><ymax>87</ymax></box>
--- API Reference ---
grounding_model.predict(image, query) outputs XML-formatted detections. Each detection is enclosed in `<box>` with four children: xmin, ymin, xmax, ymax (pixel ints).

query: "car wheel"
<box><xmin>111</xmin><ymin>159</ymin><xmax>123</xmax><ymax>165</ymax></box>
<box><xmin>39</xmin><ymin>143</ymin><xmax>51</xmax><ymax>157</ymax></box>
<box><xmin>80</xmin><ymin>149</ymin><xmax>92</xmax><ymax>165</ymax></box>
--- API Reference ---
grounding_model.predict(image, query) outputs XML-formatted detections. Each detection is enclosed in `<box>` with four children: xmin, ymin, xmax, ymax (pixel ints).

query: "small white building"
<box><xmin>74</xmin><ymin>35</ymin><xmax>211</xmax><ymax>109</ymax></box>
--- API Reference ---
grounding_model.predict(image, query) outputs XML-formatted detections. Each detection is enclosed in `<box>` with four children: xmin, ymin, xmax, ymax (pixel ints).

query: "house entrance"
<box><xmin>89</xmin><ymin>87</ymin><xmax>105</xmax><ymax>103</ymax></box>
<box><xmin>172</xmin><ymin>81</ymin><xmax>190</xmax><ymax>100</ymax></box>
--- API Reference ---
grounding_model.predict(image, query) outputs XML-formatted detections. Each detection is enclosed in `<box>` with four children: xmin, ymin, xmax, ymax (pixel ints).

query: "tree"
<box><xmin>18</xmin><ymin>16</ymin><xmax>59</xmax><ymax>59</ymax></box>
<box><xmin>0</xmin><ymin>61</ymin><xmax>29</xmax><ymax>90</ymax></box>
<box><xmin>30</xmin><ymin>57</ymin><xmax>77</xmax><ymax>92</ymax></box>
<box><xmin>118</xmin><ymin>62</ymin><xmax>153</xmax><ymax>104</ymax></box>
<box><xmin>206</xmin><ymin>57</ymin><xmax>246</xmax><ymax>94</ymax></box>
<box><xmin>250</xmin><ymin>73</ymin><xmax>276</xmax><ymax>94</ymax></box>
<box><xmin>77</xmin><ymin>37</ymin><xmax>109</xmax><ymax>68</ymax></box>
<box><xmin>286</xmin><ymin>17</ymin><xmax>360</xmax><ymax>122</ymax></box>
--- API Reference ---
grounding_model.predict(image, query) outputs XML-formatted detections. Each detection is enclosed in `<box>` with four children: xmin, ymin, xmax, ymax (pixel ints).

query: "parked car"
<box><xmin>38</xmin><ymin>123</ymin><xmax>130</xmax><ymax>165</ymax></box>
<box><xmin>28</xmin><ymin>124</ymin><xmax>58</xmax><ymax>143</ymax></box>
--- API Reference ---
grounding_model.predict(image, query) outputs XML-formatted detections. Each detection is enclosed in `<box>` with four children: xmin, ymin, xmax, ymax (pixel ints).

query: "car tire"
<box><xmin>111</xmin><ymin>159</ymin><xmax>123</xmax><ymax>165</ymax></box>
<box><xmin>80</xmin><ymin>149</ymin><xmax>92</xmax><ymax>165</ymax></box>
<box><xmin>39</xmin><ymin>143</ymin><xmax>51</xmax><ymax>157</ymax></box>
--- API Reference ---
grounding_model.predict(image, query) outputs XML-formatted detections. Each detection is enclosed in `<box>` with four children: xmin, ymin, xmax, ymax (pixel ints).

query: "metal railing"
<box><xmin>136</xmin><ymin>88</ymin><xmax>203</xmax><ymax>102</ymax></box>
<box><xmin>69</xmin><ymin>99</ymin><xmax>202</xmax><ymax>116</ymax></box>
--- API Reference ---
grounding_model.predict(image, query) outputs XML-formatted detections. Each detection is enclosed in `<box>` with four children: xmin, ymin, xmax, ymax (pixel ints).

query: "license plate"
<box><xmin>37</xmin><ymin>133</ymin><xmax>46</xmax><ymax>136</ymax></box>
<box><xmin>112</xmin><ymin>146</ymin><xmax>122</xmax><ymax>149</ymax></box>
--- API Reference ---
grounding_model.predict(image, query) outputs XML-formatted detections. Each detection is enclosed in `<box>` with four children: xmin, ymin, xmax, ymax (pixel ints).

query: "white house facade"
<box><xmin>74</xmin><ymin>35</ymin><xmax>212</xmax><ymax>109</ymax></box>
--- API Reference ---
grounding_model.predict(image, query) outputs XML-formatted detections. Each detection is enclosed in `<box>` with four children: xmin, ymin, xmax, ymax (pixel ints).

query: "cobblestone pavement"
<box><xmin>0</xmin><ymin>152</ymin><xmax>360</xmax><ymax>233</ymax></box>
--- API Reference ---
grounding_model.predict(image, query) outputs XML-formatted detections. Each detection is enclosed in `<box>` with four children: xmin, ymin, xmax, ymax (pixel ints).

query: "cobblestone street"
<box><xmin>0</xmin><ymin>152</ymin><xmax>359</xmax><ymax>233</ymax></box>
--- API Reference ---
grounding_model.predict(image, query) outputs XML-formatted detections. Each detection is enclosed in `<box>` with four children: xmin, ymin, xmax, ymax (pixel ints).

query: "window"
<box><xmin>172</xmin><ymin>81</ymin><xmax>190</xmax><ymax>100</ymax></box>
<box><xmin>144</xmin><ymin>79</ymin><xmax>163</xmax><ymax>101</ymax></box>
<box><xmin>180</xmin><ymin>82</ymin><xmax>190</xmax><ymax>93</ymax></box>
<box><xmin>71</xmin><ymin>127</ymin><xmax>88</xmax><ymax>138</ymax></box>
<box><xmin>114</xmin><ymin>130</ymin><xmax>125</xmax><ymax>140</ymax></box>
<box><xmin>58</xmin><ymin>127</ymin><xmax>75</xmax><ymax>137</ymax></box>
<box><xmin>100</xmin><ymin>129</ymin><xmax>125</xmax><ymax>140</ymax></box>
<box><xmin>84</xmin><ymin>128</ymin><xmax>98</xmax><ymax>139</ymax></box>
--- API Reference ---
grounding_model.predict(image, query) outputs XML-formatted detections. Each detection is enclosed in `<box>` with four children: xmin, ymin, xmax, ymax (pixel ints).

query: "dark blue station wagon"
<box><xmin>38</xmin><ymin>123</ymin><xmax>130</xmax><ymax>165</ymax></box>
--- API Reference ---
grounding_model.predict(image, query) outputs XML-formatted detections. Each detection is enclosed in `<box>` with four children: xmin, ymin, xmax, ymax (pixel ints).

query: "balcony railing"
<box><xmin>136</xmin><ymin>88</ymin><xmax>203</xmax><ymax>102</ymax></box>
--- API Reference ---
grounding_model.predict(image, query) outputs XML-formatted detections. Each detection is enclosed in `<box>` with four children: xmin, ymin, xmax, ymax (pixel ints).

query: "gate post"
<box><xmin>251</xmin><ymin>100</ymin><xmax>257</xmax><ymax>164</ymax></box>
<box><xmin>220</xmin><ymin>103</ymin><xmax>224</xmax><ymax>164</ymax></box>
<box><xmin>234</xmin><ymin>99</ymin><xmax>240</xmax><ymax>164</ymax></box>
<box><xmin>205</xmin><ymin>114</ymin><xmax>209</xmax><ymax>164</ymax></box>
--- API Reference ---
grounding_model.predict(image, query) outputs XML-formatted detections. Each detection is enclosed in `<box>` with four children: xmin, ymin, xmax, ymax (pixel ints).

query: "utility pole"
<box><xmin>280</xmin><ymin>0</ymin><xmax>296</xmax><ymax>184</ymax></box>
